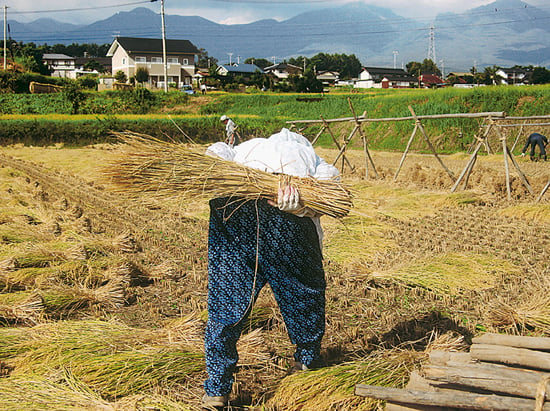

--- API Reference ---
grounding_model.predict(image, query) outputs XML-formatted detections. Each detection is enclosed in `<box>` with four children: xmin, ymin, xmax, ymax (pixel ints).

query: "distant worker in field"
<box><xmin>521</xmin><ymin>132</ymin><xmax>548</xmax><ymax>161</ymax></box>
<box><xmin>220</xmin><ymin>115</ymin><xmax>238</xmax><ymax>148</ymax></box>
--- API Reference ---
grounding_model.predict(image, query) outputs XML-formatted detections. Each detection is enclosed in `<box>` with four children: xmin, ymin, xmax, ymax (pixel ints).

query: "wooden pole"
<box><xmin>422</xmin><ymin>363</ymin><xmax>550</xmax><ymax>400</ymax></box>
<box><xmin>393</xmin><ymin>123</ymin><xmax>418</xmax><ymax>182</ymax></box>
<box><xmin>348</xmin><ymin>99</ymin><xmax>378</xmax><ymax>178</ymax></box>
<box><xmin>287</xmin><ymin>111</ymin><xmax>506</xmax><ymax>125</ymax></box>
<box><xmin>537</xmin><ymin>179</ymin><xmax>550</xmax><ymax>202</ymax></box>
<box><xmin>502</xmin><ymin>136</ymin><xmax>512</xmax><ymax>201</ymax></box>
<box><xmin>511</xmin><ymin>119</ymin><xmax>527</xmax><ymax>152</ymax></box>
<box><xmin>470</xmin><ymin>344</ymin><xmax>550</xmax><ymax>371</ymax></box>
<box><xmin>473</xmin><ymin>333</ymin><xmax>550</xmax><ymax>350</ymax></box>
<box><xmin>462</xmin><ymin>150</ymin><xmax>478</xmax><ymax>189</ymax></box>
<box><xmin>408</xmin><ymin>106</ymin><xmax>455</xmax><ymax>181</ymax></box>
<box><xmin>506</xmin><ymin>145</ymin><xmax>533</xmax><ymax>195</ymax></box>
<box><xmin>355</xmin><ymin>384</ymin><xmax>550</xmax><ymax>410</ymax></box>
<box><xmin>320</xmin><ymin>115</ymin><xmax>354</xmax><ymax>171</ymax></box>
<box><xmin>451</xmin><ymin>140</ymin><xmax>484</xmax><ymax>192</ymax></box>
<box><xmin>333</xmin><ymin>125</ymin><xmax>358</xmax><ymax>166</ymax></box>
<box><xmin>310</xmin><ymin>124</ymin><xmax>327</xmax><ymax>145</ymax></box>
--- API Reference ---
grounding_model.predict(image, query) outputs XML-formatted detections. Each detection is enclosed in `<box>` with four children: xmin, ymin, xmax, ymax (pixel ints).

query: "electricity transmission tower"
<box><xmin>427</xmin><ymin>24</ymin><xmax>436</xmax><ymax>62</ymax></box>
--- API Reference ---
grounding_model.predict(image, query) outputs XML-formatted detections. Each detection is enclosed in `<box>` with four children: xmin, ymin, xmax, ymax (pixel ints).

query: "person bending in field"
<box><xmin>201</xmin><ymin>128</ymin><xmax>339</xmax><ymax>409</ymax></box>
<box><xmin>219</xmin><ymin>115</ymin><xmax>237</xmax><ymax>148</ymax></box>
<box><xmin>521</xmin><ymin>132</ymin><xmax>548</xmax><ymax>161</ymax></box>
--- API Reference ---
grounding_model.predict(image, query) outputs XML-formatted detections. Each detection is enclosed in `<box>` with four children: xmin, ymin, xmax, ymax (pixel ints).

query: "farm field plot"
<box><xmin>0</xmin><ymin>143</ymin><xmax>549</xmax><ymax>410</ymax></box>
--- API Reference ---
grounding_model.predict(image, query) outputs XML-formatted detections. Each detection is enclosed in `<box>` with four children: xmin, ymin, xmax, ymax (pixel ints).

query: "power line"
<box><xmin>9</xmin><ymin>0</ymin><xmax>158</xmax><ymax>15</ymax></box>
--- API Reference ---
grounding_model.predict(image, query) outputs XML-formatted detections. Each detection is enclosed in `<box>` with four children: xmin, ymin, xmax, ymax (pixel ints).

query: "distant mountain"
<box><xmin>7</xmin><ymin>0</ymin><xmax>550</xmax><ymax>71</ymax></box>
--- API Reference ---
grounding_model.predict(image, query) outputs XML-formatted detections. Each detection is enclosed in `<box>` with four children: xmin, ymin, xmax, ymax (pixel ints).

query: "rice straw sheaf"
<box><xmin>106</xmin><ymin>131</ymin><xmax>353</xmax><ymax>219</ymax></box>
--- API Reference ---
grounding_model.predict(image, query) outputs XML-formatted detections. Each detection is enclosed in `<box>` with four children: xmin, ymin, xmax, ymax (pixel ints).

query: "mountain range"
<box><xmin>7</xmin><ymin>0</ymin><xmax>550</xmax><ymax>72</ymax></box>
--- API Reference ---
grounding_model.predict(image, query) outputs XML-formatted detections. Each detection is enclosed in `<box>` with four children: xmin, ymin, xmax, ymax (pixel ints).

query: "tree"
<box><xmin>244</xmin><ymin>58</ymin><xmax>272</xmax><ymax>69</ymax></box>
<box><xmin>406</xmin><ymin>59</ymin><xmax>441</xmax><ymax>78</ymax></box>
<box><xmin>197</xmin><ymin>48</ymin><xmax>218</xmax><ymax>68</ymax></box>
<box><xmin>135</xmin><ymin>67</ymin><xmax>149</xmax><ymax>85</ymax></box>
<box><xmin>114</xmin><ymin>70</ymin><xmax>127</xmax><ymax>83</ymax></box>
<box><xmin>290</xmin><ymin>68</ymin><xmax>323</xmax><ymax>93</ymax></box>
<box><xmin>531</xmin><ymin>67</ymin><xmax>550</xmax><ymax>84</ymax></box>
<box><xmin>83</xmin><ymin>60</ymin><xmax>106</xmax><ymax>73</ymax></box>
<box><xmin>63</xmin><ymin>82</ymin><xmax>86</xmax><ymax>114</ymax></box>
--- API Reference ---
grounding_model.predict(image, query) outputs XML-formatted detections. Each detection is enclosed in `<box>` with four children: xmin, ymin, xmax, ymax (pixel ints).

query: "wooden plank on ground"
<box><xmin>472</xmin><ymin>333</ymin><xmax>550</xmax><ymax>351</ymax></box>
<box><xmin>355</xmin><ymin>384</ymin><xmax>550</xmax><ymax>410</ymax></box>
<box><xmin>422</xmin><ymin>363</ymin><xmax>550</xmax><ymax>400</ymax></box>
<box><xmin>470</xmin><ymin>344</ymin><xmax>550</xmax><ymax>371</ymax></box>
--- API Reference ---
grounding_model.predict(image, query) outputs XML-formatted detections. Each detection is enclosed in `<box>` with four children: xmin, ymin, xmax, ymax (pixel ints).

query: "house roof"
<box><xmin>107</xmin><ymin>36</ymin><xmax>200</xmax><ymax>57</ymax></box>
<box><xmin>420</xmin><ymin>74</ymin><xmax>444</xmax><ymax>84</ymax></box>
<box><xmin>264</xmin><ymin>62</ymin><xmax>302</xmax><ymax>72</ymax></box>
<box><xmin>43</xmin><ymin>53</ymin><xmax>75</xmax><ymax>60</ymax></box>
<box><xmin>218</xmin><ymin>64</ymin><xmax>264</xmax><ymax>74</ymax></box>
<box><xmin>498</xmin><ymin>67</ymin><xmax>531</xmax><ymax>75</ymax></box>
<box><xmin>362</xmin><ymin>67</ymin><xmax>417</xmax><ymax>82</ymax></box>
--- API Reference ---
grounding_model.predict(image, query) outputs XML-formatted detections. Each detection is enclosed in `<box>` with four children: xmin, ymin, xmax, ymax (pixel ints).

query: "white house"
<box><xmin>107</xmin><ymin>36</ymin><xmax>200</xmax><ymax>88</ymax></box>
<box><xmin>42</xmin><ymin>54</ymin><xmax>76</xmax><ymax>78</ymax></box>
<box><xmin>495</xmin><ymin>68</ymin><xmax>532</xmax><ymax>85</ymax></box>
<box><xmin>355</xmin><ymin>67</ymin><xmax>417</xmax><ymax>89</ymax></box>
<box><xmin>263</xmin><ymin>62</ymin><xmax>303</xmax><ymax>81</ymax></box>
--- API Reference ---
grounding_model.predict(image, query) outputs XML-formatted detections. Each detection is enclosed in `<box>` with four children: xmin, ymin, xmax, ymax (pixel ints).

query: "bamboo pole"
<box><xmin>355</xmin><ymin>384</ymin><xmax>550</xmax><ymax>410</ymax></box>
<box><xmin>408</xmin><ymin>106</ymin><xmax>455</xmax><ymax>181</ymax></box>
<box><xmin>393</xmin><ymin>123</ymin><xmax>419</xmax><ymax>182</ymax></box>
<box><xmin>501</xmin><ymin>131</ymin><xmax>512</xmax><ymax>201</ymax></box>
<box><xmin>462</xmin><ymin>150</ymin><xmax>478</xmax><ymax>189</ymax></box>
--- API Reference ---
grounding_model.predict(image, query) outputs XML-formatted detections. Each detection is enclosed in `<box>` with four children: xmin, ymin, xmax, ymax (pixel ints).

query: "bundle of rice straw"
<box><xmin>106</xmin><ymin>131</ymin><xmax>352</xmax><ymax>219</ymax></box>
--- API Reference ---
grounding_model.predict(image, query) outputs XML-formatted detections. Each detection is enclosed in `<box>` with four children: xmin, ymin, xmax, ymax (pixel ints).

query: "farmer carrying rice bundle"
<box><xmin>202</xmin><ymin>128</ymin><xmax>339</xmax><ymax>409</ymax></box>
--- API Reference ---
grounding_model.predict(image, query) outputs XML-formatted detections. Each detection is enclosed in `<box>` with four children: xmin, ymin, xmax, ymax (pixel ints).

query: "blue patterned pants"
<box><xmin>204</xmin><ymin>197</ymin><xmax>326</xmax><ymax>397</ymax></box>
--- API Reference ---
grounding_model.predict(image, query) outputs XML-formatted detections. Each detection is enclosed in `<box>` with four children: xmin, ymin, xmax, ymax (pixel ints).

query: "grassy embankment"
<box><xmin>0</xmin><ymin>85</ymin><xmax>549</xmax><ymax>150</ymax></box>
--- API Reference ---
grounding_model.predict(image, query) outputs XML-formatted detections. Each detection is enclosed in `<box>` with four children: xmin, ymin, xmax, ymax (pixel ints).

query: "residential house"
<box><xmin>495</xmin><ymin>67</ymin><xmax>532</xmax><ymax>85</ymax></box>
<box><xmin>106</xmin><ymin>36</ymin><xmax>200</xmax><ymax>88</ymax></box>
<box><xmin>355</xmin><ymin>67</ymin><xmax>417</xmax><ymax>89</ymax></box>
<box><xmin>263</xmin><ymin>62</ymin><xmax>303</xmax><ymax>81</ymax></box>
<box><xmin>316</xmin><ymin>70</ymin><xmax>339</xmax><ymax>85</ymax></box>
<box><xmin>216</xmin><ymin>63</ymin><xmax>264</xmax><ymax>80</ymax></box>
<box><xmin>419</xmin><ymin>73</ymin><xmax>445</xmax><ymax>88</ymax></box>
<box><xmin>42</xmin><ymin>53</ymin><xmax>75</xmax><ymax>78</ymax></box>
<box><xmin>74</xmin><ymin>56</ymin><xmax>112</xmax><ymax>74</ymax></box>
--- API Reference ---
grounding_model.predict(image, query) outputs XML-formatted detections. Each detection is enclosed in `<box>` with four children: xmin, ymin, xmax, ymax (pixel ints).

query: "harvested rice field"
<box><xmin>0</xmin><ymin>142</ymin><xmax>549</xmax><ymax>410</ymax></box>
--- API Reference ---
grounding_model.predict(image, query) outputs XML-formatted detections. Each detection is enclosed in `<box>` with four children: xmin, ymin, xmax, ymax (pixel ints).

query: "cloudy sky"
<box><xmin>6</xmin><ymin>0</ymin><xmax>549</xmax><ymax>25</ymax></box>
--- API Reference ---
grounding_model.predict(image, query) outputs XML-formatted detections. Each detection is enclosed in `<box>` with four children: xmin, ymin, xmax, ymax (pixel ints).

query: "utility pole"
<box><xmin>160</xmin><ymin>0</ymin><xmax>168</xmax><ymax>92</ymax></box>
<box><xmin>3</xmin><ymin>5</ymin><xmax>7</xmax><ymax>71</ymax></box>
<box><xmin>227</xmin><ymin>53</ymin><xmax>233</xmax><ymax>65</ymax></box>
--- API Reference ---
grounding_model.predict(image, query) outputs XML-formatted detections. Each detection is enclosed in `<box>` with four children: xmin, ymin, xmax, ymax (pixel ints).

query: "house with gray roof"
<box><xmin>216</xmin><ymin>63</ymin><xmax>264</xmax><ymax>79</ymax></box>
<box><xmin>42</xmin><ymin>54</ymin><xmax>75</xmax><ymax>78</ymax></box>
<box><xmin>355</xmin><ymin>67</ymin><xmax>417</xmax><ymax>89</ymax></box>
<box><xmin>107</xmin><ymin>36</ymin><xmax>200</xmax><ymax>88</ymax></box>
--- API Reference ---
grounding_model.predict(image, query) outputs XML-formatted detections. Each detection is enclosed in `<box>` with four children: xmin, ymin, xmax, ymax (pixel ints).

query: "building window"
<box><xmin>182</xmin><ymin>58</ymin><xmax>189</xmax><ymax>65</ymax></box>
<box><xmin>135</xmin><ymin>56</ymin><xmax>146</xmax><ymax>63</ymax></box>
<box><xmin>122</xmin><ymin>58</ymin><xmax>126</xmax><ymax>65</ymax></box>
<box><xmin>151</xmin><ymin>57</ymin><xmax>163</xmax><ymax>63</ymax></box>
<box><xmin>167</xmin><ymin>57</ymin><xmax>178</xmax><ymax>64</ymax></box>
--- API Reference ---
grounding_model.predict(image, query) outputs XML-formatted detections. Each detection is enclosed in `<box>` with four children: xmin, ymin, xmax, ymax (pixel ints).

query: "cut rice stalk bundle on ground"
<box><xmin>0</xmin><ymin>292</ymin><xmax>44</xmax><ymax>325</ymax></box>
<box><xmin>106</xmin><ymin>132</ymin><xmax>353</xmax><ymax>219</ymax></box>
<box><xmin>1</xmin><ymin>320</ymin><xmax>205</xmax><ymax>400</ymax></box>
<box><xmin>0</xmin><ymin>374</ymin><xmax>113</xmax><ymax>410</ymax></box>
<box><xmin>267</xmin><ymin>349</ymin><xmax>422</xmax><ymax>410</ymax></box>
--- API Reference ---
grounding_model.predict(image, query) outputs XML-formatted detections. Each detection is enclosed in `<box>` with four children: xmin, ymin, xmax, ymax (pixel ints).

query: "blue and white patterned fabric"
<box><xmin>204</xmin><ymin>197</ymin><xmax>326</xmax><ymax>397</ymax></box>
